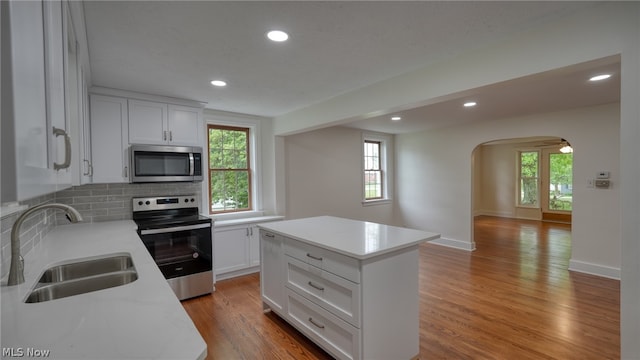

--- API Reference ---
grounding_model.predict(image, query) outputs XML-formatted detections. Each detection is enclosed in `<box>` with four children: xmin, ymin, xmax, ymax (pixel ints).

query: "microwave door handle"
<box><xmin>189</xmin><ymin>153</ymin><xmax>195</xmax><ymax>176</ymax></box>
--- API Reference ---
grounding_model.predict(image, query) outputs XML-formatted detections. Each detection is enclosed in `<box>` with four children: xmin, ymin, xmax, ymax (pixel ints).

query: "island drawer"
<box><xmin>286</xmin><ymin>255</ymin><xmax>361</xmax><ymax>327</ymax></box>
<box><xmin>284</xmin><ymin>237</ymin><xmax>360</xmax><ymax>283</ymax></box>
<box><xmin>286</xmin><ymin>289</ymin><xmax>360</xmax><ymax>360</ymax></box>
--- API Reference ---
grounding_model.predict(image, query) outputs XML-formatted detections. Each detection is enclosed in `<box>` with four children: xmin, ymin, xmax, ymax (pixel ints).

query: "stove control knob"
<box><xmin>190</xmin><ymin>198</ymin><xmax>195</xmax><ymax>202</ymax></box>
<box><xmin>184</xmin><ymin>198</ymin><xmax>189</xmax><ymax>203</ymax></box>
<box><xmin>145</xmin><ymin>201</ymin><xmax>150</xmax><ymax>205</ymax></box>
<box><xmin>138</xmin><ymin>201</ymin><xmax>143</xmax><ymax>206</ymax></box>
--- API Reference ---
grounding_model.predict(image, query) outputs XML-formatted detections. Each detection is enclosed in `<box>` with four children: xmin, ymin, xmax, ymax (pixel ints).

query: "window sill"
<box><xmin>362</xmin><ymin>199</ymin><xmax>392</xmax><ymax>207</ymax></box>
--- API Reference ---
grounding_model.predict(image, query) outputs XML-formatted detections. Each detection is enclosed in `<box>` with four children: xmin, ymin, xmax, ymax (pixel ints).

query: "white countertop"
<box><xmin>0</xmin><ymin>221</ymin><xmax>206</xmax><ymax>360</ymax></box>
<box><xmin>257</xmin><ymin>216</ymin><xmax>440</xmax><ymax>259</ymax></box>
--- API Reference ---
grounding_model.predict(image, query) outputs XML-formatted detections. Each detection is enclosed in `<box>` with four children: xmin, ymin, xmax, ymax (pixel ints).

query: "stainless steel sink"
<box><xmin>25</xmin><ymin>253</ymin><xmax>138</xmax><ymax>303</ymax></box>
<box><xmin>37</xmin><ymin>254</ymin><xmax>134</xmax><ymax>283</ymax></box>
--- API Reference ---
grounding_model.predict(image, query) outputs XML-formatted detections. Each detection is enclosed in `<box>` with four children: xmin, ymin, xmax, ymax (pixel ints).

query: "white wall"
<box><xmin>396</xmin><ymin>103</ymin><xmax>620</xmax><ymax>276</ymax></box>
<box><xmin>284</xmin><ymin>126</ymin><xmax>395</xmax><ymax>224</ymax></box>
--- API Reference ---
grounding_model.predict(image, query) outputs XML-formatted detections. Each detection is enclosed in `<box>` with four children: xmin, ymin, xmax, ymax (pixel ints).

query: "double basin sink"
<box><xmin>25</xmin><ymin>253</ymin><xmax>138</xmax><ymax>303</ymax></box>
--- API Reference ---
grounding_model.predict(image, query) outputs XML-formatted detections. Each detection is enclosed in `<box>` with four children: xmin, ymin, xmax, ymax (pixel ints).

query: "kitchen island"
<box><xmin>257</xmin><ymin>216</ymin><xmax>440</xmax><ymax>360</ymax></box>
<box><xmin>1</xmin><ymin>221</ymin><xmax>206</xmax><ymax>359</ymax></box>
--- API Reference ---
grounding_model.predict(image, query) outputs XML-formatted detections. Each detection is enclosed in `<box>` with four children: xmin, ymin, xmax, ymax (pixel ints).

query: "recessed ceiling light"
<box><xmin>391</xmin><ymin>116</ymin><xmax>402</xmax><ymax>121</ymax></box>
<box><xmin>210</xmin><ymin>80</ymin><xmax>227</xmax><ymax>87</ymax></box>
<box><xmin>463</xmin><ymin>101</ymin><xmax>477</xmax><ymax>107</ymax></box>
<box><xmin>589</xmin><ymin>74</ymin><xmax>611</xmax><ymax>82</ymax></box>
<box><xmin>267</xmin><ymin>30</ymin><xmax>289</xmax><ymax>42</ymax></box>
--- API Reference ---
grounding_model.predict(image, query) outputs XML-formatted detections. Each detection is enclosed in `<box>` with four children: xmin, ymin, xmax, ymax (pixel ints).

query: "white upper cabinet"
<box><xmin>90</xmin><ymin>95</ymin><xmax>129</xmax><ymax>183</ymax></box>
<box><xmin>129</xmin><ymin>99</ymin><xmax>201</xmax><ymax>146</ymax></box>
<box><xmin>2</xmin><ymin>0</ymin><xmax>59</xmax><ymax>202</ymax></box>
<box><xmin>1</xmin><ymin>0</ymin><xmax>90</xmax><ymax>202</ymax></box>
<box><xmin>167</xmin><ymin>105</ymin><xmax>202</xmax><ymax>146</ymax></box>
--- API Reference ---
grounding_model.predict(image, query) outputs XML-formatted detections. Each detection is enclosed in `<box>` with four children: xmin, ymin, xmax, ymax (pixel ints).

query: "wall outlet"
<box><xmin>597</xmin><ymin>171</ymin><xmax>610</xmax><ymax>179</ymax></box>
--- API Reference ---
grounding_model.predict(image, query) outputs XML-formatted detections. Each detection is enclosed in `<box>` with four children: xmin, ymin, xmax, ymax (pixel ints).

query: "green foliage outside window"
<box><xmin>519</xmin><ymin>151</ymin><xmax>538</xmax><ymax>206</ymax></box>
<box><xmin>208</xmin><ymin>126</ymin><xmax>251</xmax><ymax>213</ymax></box>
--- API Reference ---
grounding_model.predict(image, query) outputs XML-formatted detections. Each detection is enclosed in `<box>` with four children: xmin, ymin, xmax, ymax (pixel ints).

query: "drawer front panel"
<box><xmin>284</xmin><ymin>238</ymin><xmax>360</xmax><ymax>283</ymax></box>
<box><xmin>286</xmin><ymin>256</ymin><xmax>360</xmax><ymax>327</ymax></box>
<box><xmin>287</xmin><ymin>289</ymin><xmax>360</xmax><ymax>360</ymax></box>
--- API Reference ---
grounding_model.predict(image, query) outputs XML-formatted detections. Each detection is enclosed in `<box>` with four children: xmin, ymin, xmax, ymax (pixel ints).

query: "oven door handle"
<box><xmin>140</xmin><ymin>223</ymin><xmax>211</xmax><ymax>235</ymax></box>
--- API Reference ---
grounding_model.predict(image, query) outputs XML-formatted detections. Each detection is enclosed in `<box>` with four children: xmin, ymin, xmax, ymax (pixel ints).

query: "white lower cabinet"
<box><xmin>214</xmin><ymin>218</ymin><xmax>283</xmax><ymax>281</ymax></box>
<box><xmin>287</xmin><ymin>289</ymin><xmax>360</xmax><ymax>360</ymax></box>
<box><xmin>259</xmin><ymin>228</ymin><xmax>421</xmax><ymax>360</ymax></box>
<box><xmin>260</xmin><ymin>231</ymin><xmax>284</xmax><ymax>313</ymax></box>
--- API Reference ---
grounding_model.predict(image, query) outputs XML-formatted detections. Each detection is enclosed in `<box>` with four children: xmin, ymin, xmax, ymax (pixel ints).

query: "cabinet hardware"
<box><xmin>306</xmin><ymin>253</ymin><xmax>323</xmax><ymax>261</ymax></box>
<box><xmin>246</xmin><ymin>228</ymin><xmax>250</xmax><ymax>237</ymax></box>
<box><xmin>250</xmin><ymin>227</ymin><xmax>253</xmax><ymax>236</ymax></box>
<box><xmin>308</xmin><ymin>317</ymin><xmax>325</xmax><ymax>329</ymax></box>
<box><xmin>163</xmin><ymin>130</ymin><xmax>167</xmax><ymax>141</ymax></box>
<box><xmin>124</xmin><ymin>166</ymin><xmax>128</xmax><ymax>178</ymax></box>
<box><xmin>308</xmin><ymin>281</ymin><xmax>325</xmax><ymax>291</ymax></box>
<box><xmin>83</xmin><ymin>159</ymin><xmax>93</xmax><ymax>176</ymax></box>
<box><xmin>265</xmin><ymin>233</ymin><xmax>275</xmax><ymax>238</ymax></box>
<box><xmin>169</xmin><ymin>131</ymin><xmax>173</xmax><ymax>142</ymax></box>
<box><xmin>52</xmin><ymin>127</ymin><xmax>72</xmax><ymax>170</ymax></box>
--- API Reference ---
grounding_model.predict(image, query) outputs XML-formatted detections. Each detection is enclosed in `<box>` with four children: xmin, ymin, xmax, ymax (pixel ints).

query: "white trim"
<box><xmin>362</xmin><ymin>199</ymin><xmax>392</xmax><ymax>207</ymax></box>
<box><xmin>428</xmin><ymin>237</ymin><xmax>476</xmax><ymax>251</ymax></box>
<box><xmin>203</xmin><ymin>112</ymin><xmax>265</xmax><ymax>216</ymax></box>
<box><xmin>569</xmin><ymin>259</ymin><xmax>621</xmax><ymax>280</ymax></box>
<box><xmin>89</xmin><ymin>86</ymin><xmax>206</xmax><ymax>108</ymax></box>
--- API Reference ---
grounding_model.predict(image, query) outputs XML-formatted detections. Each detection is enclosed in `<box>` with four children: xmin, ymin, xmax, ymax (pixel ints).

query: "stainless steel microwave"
<box><xmin>130</xmin><ymin>144</ymin><xmax>203</xmax><ymax>183</ymax></box>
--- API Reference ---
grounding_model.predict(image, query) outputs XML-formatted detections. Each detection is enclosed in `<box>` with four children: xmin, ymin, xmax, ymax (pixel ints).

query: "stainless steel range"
<box><xmin>132</xmin><ymin>195</ymin><xmax>213</xmax><ymax>300</ymax></box>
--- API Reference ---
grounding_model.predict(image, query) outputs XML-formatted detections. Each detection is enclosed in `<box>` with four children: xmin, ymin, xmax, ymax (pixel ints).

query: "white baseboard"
<box><xmin>428</xmin><ymin>237</ymin><xmax>475</xmax><ymax>251</ymax></box>
<box><xmin>214</xmin><ymin>266</ymin><xmax>260</xmax><ymax>282</ymax></box>
<box><xmin>569</xmin><ymin>259</ymin><xmax>620</xmax><ymax>280</ymax></box>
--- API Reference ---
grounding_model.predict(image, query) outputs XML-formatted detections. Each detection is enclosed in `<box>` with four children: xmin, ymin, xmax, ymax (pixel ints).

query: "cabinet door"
<box><xmin>260</xmin><ymin>231</ymin><xmax>284</xmax><ymax>312</ymax></box>
<box><xmin>90</xmin><ymin>95</ymin><xmax>129</xmax><ymax>183</ymax></box>
<box><xmin>1</xmin><ymin>0</ymin><xmax>57</xmax><ymax>202</ymax></box>
<box><xmin>44</xmin><ymin>0</ymin><xmax>72</xmax><ymax>191</ymax></box>
<box><xmin>249</xmin><ymin>225</ymin><xmax>260</xmax><ymax>266</ymax></box>
<box><xmin>167</xmin><ymin>105</ymin><xmax>201</xmax><ymax>146</ymax></box>
<box><xmin>214</xmin><ymin>227</ymin><xmax>249</xmax><ymax>275</ymax></box>
<box><xmin>128</xmin><ymin>99</ymin><xmax>167</xmax><ymax>145</ymax></box>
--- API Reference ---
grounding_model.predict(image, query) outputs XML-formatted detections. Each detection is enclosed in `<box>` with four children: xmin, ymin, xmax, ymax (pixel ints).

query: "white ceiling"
<box><xmin>83</xmin><ymin>1</ymin><xmax>619</xmax><ymax>134</ymax></box>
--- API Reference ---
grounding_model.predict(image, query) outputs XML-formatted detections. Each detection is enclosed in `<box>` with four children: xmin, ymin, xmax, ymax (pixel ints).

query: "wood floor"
<box><xmin>182</xmin><ymin>216</ymin><xmax>619</xmax><ymax>359</ymax></box>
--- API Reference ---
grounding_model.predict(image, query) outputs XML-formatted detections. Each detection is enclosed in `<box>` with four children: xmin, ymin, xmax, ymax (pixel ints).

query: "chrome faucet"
<box><xmin>7</xmin><ymin>203</ymin><xmax>83</xmax><ymax>286</ymax></box>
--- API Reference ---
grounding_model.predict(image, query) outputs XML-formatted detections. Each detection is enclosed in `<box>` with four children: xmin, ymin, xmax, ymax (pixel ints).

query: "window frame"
<box><xmin>516</xmin><ymin>149</ymin><xmax>540</xmax><ymax>208</ymax></box>
<box><xmin>362</xmin><ymin>132</ymin><xmax>393</xmax><ymax>206</ymax></box>
<box><xmin>364</xmin><ymin>140</ymin><xmax>383</xmax><ymax>200</ymax></box>
<box><xmin>204</xmin><ymin>113</ymin><xmax>263</xmax><ymax>218</ymax></box>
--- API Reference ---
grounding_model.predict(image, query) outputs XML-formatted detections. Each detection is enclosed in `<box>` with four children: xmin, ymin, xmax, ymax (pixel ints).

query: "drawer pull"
<box><xmin>308</xmin><ymin>281</ymin><xmax>325</xmax><ymax>291</ymax></box>
<box><xmin>264</xmin><ymin>233</ymin><xmax>275</xmax><ymax>238</ymax></box>
<box><xmin>306</xmin><ymin>253</ymin><xmax>323</xmax><ymax>261</ymax></box>
<box><xmin>308</xmin><ymin>317</ymin><xmax>325</xmax><ymax>329</ymax></box>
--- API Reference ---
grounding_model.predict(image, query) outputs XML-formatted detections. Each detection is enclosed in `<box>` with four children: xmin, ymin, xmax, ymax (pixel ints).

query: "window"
<box><xmin>208</xmin><ymin>125</ymin><xmax>252</xmax><ymax>214</ymax></box>
<box><xmin>364</xmin><ymin>140</ymin><xmax>383</xmax><ymax>200</ymax></box>
<box><xmin>362</xmin><ymin>133</ymin><xmax>392</xmax><ymax>204</ymax></box>
<box><xmin>518</xmin><ymin>150</ymin><xmax>539</xmax><ymax>207</ymax></box>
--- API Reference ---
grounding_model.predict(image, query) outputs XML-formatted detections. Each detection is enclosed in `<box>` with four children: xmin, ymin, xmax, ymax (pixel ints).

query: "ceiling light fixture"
<box><xmin>210</xmin><ymin>80</ymin><xmax>227</xmax><ymax>87</ymax></box>
<box><xmin>267</xmin><ymin>30</ymin><xmax>289</xmax><ymax>42</ymax></box>
<box><xmin>463</xmin><ymin>101</ymin><xmax>477</xmax><ymax>107</ymax></box>
<box><xmin>559</xmin><ymin>139</ymin><xmax>573</xmax><ymax>153</ymax></box>
<box><xmin>589</xmin><ymin>74</ymin><xmax>611</xmax><ymax>82</ymax></box>
<box><xmin>391</xmin><ymin>116</ymin><xmax>402</xmax><ymax>121</ymax></box>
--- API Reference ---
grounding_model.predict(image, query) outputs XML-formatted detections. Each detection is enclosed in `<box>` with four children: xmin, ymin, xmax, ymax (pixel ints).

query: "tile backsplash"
<box><xmin>54</xmin><ymin>182</ymin><xmax>203</xmax><ymax>223</ymax></box>
<box><xmin>1</xmin><ymin>182</ymin><xmax>203</xmax><ymax>277</ymax></box>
